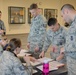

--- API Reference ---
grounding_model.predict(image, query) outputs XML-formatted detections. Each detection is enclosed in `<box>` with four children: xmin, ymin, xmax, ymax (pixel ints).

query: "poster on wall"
<box><xmin>44</xmin><ymin>9</ymin><xmax>58</xmax><ymax>20</ymax></box>
<box><xmin>28</xmin><ymin>8</ymin><xmax>43</xmax><ymax>24</ymax></box>
<box><xmin>8</xmin><ymin>6</ymin><xmax>25</xmax><ymax>24</ymax></box>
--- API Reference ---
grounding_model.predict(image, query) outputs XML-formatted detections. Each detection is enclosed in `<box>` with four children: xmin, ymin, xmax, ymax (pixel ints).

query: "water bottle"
<box><xmin>43</xmin><ymin>60</ymin><xmax>49</xmax><ymax>75</ymax></box>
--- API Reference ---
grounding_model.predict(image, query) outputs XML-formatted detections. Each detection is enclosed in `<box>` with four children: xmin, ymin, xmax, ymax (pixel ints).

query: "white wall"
<box><xmin>0</xmin><ymin>0</ymin><xmax>76</xmax><ymax>35</ymax></box>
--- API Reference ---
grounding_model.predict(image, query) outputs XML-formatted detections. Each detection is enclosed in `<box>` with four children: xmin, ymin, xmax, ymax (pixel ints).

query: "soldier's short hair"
<box><xmin>29</xmin><ymin>3</ymin><xmax>38</xmax><ymax>10</ymax></box>
<box><xmin>48</xmin><ymin>18</ymin><xmax>57</xmax><ymax>26</ymax></box>
<box><xmin>0</xmin><ymin>11</ymin><xmax>2</xmax><ymax>13</ymax></box>
<box><xmin>61</xmin><ymin>4</ymin><xmax>75</xmax><ymax>11</ymax></box>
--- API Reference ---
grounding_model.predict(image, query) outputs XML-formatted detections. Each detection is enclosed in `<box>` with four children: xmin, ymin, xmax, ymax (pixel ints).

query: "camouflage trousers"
<box><xmin>30</xmin><ymin>51</ymin><xmax>41</xmax><ymax>59</ymax></box>
<box><xmin>29</xmin><ymin>43</ymin><xmax>43</xmax><ymax>59</ymax></box>
<box><xmin>67</xmin><ymin>56</ymin><xmax>76</xmax><ymax>75</ymax></box>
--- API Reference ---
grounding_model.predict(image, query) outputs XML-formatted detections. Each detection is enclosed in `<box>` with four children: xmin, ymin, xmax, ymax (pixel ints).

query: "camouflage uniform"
<box><xmin>0</xmin><ymin>51</ymin><xmax>32</xmax><ymax>75</ymax></box>
<box><xmin>65</xmin><ymin>16</ymin><xmax>76</xmax><ymax>75</ymax></box>
<box><xmin>28</xmin><ymin>14</ymin><xmax>47</xmax><ymax>58</ymax></box>
<box><xmin>0</xmin><ymin>45</ymin><xmax>3</xmax><ymax>56</ymax></box>
<box><xmin>0</xmin><ymin>20</ymin><xmax>6</xmax><ymax>39</ymax></box>
<box><xmin>42</xmin><ymin>25</ymin><xmax>66</xmax><ymax>63</ymax></box>
<box><xmin>0</xmin><ymin>20</ymin><xmax>6</xmax><ymax>31</ymax></box>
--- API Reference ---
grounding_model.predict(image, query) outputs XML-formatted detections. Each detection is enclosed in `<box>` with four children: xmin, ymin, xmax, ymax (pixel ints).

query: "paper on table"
<box><xmin>37</xmin><ymin>61</ymin><xmax>64</xmax><ymax>71</ymax></box>
<box><xmin>30</xmin><ymin>57</ymin><xmax>53</xmax><ymax>66</ymax></box>
<box><xmin>22</xmin><ymin>63</ymin><xmax>26</xmax><ymax>66</ymax></box>
<box><xmin>30</xmin><ymin>60</ymin><xmax>41</xmax><ymax>66</ymax></box>
<box><xmin>17</xmin><ymin>52</ymin><xmax>26</xmax><ymax>57</ymax></box>
<box><xmin>38</xmin><ymin>57</ymin><xmax>53</xmax><ymax>63</ymax></box>
<box><xmin>22</xmin><ymin>63</ymin><xmax>37</xmax><ymax>74</ymax></box>
<box><xmin>49</xmin><ymin>61</ymin><xmax>64</xmax><ymax>68</ymax></box>
<box><xmin>33</xmin><ymin>69</ymin><xmax>37</xmax><ymax>74</ymax></box>
<box><xmin>20</xmin><ymin>49</ymin><xmax>29</xmax><ymax>53</ymax></box>
<box><xmin>17</xmin><ymin>52</ymin><xmax>31</xmax><ymax>57</ymax></box>
<box><xmin>37</xmin><ymin>62</ymin><xmax>58</xmax><ymax>71</ymax></box>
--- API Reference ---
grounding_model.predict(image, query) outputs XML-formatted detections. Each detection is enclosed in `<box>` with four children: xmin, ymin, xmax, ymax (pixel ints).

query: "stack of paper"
<box><xmin>22</xmin><ymin>63</ymin><xmax>26</xmax><ymax>66</ymax></box>
<box><xmin>20</xmin><ymin>49</ymin><xmax>29</xmax><ymax>53</ymax></box>
<box><xmin>17</xmin><ymin>49</ymin><xmax>31</xmax><ymax>57</ymax></box>
<box><xmin>17</xmin><ymin>52</ymin><xmax>26</xmax><ymax>57</ymax></box>
<box><xmin>37</xmin><ymin>61</ymin><xmax>64</xmax><ymax>71</ymax></box>
<box><xmin>17</xmin><ymin>52</ymin><xmax>31</xmax><ymax>57</ymax></box>
<box><xmin>49</xmin><ymin>61</ymin><xmax>64</xmax><ymax>68</ymax></box>
<box><xmin>37</xmin><ymin>64</ymin><xmax>58</xmax><ymax>71</ymax></box>
<box><xmin>30</xmin><ymin>57</ymin><xmax>53</xmax><ymax>66</ymax></box>
<box><xmin>33</xmin><ymin>69</ymin><xmax>37</xmax><ymax>74</ymax></box>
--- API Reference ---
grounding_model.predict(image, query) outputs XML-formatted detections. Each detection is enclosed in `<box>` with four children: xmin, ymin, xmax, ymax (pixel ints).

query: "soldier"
<box><xmin>0</xmin><ymin>38</ymin><xmax>33</xmax><ymax>75</ymax></box>
<box><xmin>0</xmin><ymin>11</ymin><xmax>6</xmax><ymax>37</ymax></box>
<box><xmin>0</xmin><ymin>11</ymin><xmax>6</xmax><ymax>55</ymax></box>
<box><xmin>39</xmin><ymin>18</ymin><xmax>66</xmax><ymax>63</ymax></box>
<box><xmin>27</xmin><ymin>3</ymin><xmax>47</xmax><ymax>59</ymax></box>
<box><xmin>0</xmin><ymin>45</ymin><xmax>3</xmax><ymax>56</ymax></box>
<box><xmin>61</xmin><ymin>4</ymin><xmax>76</xmax><ymax>75</ymax></box>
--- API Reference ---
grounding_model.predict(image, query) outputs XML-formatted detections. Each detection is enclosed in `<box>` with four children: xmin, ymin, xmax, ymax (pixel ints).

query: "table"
<box><xmin>33</xmin><ymin>65</ymin><xmax>68</xmax><ymax>75</ymax></box>
<box><xmin>21</xmin><ymin>58</ymin><xmax>68</xmax><ymax>75</ymax></box>
<box><xmin>18</xmin><ymin>50</ymin><xmax>68</xmax><ymax>75</ymax></box>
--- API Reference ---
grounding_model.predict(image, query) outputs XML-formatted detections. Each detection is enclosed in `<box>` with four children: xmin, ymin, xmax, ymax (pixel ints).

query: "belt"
<box><xmin>66</xmin><ymin>51</ymin><xmax>76</xmax><ymax>59</ymax></box>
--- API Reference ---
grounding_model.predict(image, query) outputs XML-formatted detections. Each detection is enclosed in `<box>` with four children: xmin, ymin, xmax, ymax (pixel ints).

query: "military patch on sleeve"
<box><xmin>70</xmin><ymin>36</ymin><xmax>73</xmax><ymax>41</ymax></box>
<box><xmin>19</xmin><ymin>65</ymin><xmax>25</xmax><ymax>70</ymax></box>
